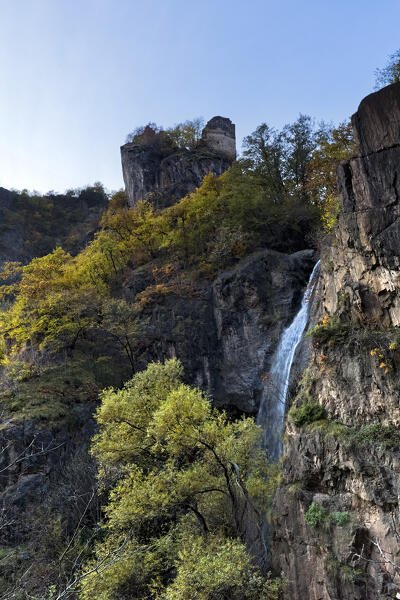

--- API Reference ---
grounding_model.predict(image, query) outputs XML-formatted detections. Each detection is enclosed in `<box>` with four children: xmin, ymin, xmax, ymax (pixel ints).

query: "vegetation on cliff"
<box><xmin>0</xmin><ymin>118</ymin><xmax>352</xmax><ymax>363</ymax></box>
<box><xmin>125</xmin><ymin>118</ymin><xmax>205</xmax><ymax>154</ymax></box>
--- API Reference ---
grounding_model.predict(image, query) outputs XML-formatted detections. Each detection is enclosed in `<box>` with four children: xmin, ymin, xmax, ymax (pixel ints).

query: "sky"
<box><xmin>0</xmin><ymin>0</ymin><xmax>399</xmax><ymax>194</ymax></box>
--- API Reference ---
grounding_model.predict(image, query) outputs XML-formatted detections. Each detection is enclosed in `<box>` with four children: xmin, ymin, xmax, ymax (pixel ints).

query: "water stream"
<box><xmin>257</xmin><ymin>260</ymin><xmax>320</xmax><ymax>461</ymax></box>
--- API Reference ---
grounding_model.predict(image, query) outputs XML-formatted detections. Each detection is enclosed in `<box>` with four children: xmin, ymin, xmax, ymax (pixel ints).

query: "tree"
<box><xmin>100</xmin><ymin>298</ymin><xmax>145</xmax><ymax>373</ymax></box>
<box><xmin>242</xmin><ymin>123</ymin><xmax>286</xmax><ymax>202</ymax></box>
<box><xmin>375</xmin><ymin>49</ymin><xmax>400</xmax><ymax>89</ymax></box>
<box><xmin>125</xmin><ymin>119</ymin><xmax>204</xmax><ymax>152</ymax></box>
<box><xmin>306</xmin><ymin>121</ymin><xmax>357</xmax><ymax>231</ymax></box>
<box><xmin>163</xmin><ymin>118</ymin><xmax>204</xmax><ymax>151</ymax></box>
<box><xmin>282</xmin><ymin>114</ymin><xmax>315</xmax><ymax>203</ymax></box>
<box><xmin>79</xmin><ymin>359</ymin><xmax>282</xmax><ymax>600</ymax></box>
<box><xmin>242</xmin><ymin>115</ymin><xmax>317</xmax><ymax>206</ymax></box>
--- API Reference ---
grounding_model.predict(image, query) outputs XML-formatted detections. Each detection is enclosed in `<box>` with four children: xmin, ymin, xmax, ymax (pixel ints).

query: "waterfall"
<box><xmin>257</xmin><ymin>260</ymin><xmax>320</xmax><ymax>461</ymax></box>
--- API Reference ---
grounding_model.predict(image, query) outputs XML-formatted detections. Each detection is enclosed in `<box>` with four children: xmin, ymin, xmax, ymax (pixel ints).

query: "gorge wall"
<box><xmin>0</xmin><ymin>248</ymin><xmax>315</xmax><ymax>596</ymax></box>
<box><xmin>272</xmin><ymin>82</ymin><xmax>400</xmax><ymax>599</ymax></box>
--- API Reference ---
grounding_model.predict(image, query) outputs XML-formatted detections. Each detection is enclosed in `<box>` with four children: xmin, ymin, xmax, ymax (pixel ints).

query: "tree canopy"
<box><xmin>306</xmin><ymin>120</ymin><xmax>357</xmax><ymax>231</ymax></box>
<box><xmin>242</xmin><ymin>114</ymin><xmax>315</xmax><ymax>204</ymax></box>
<box><xmin>126</xmin><ymin>118</ymin><xmax>205</xmax><ymax>152</ymax></box>
<box><xmin>375</xmin><ymin>49</ymin><xmax>400</xmax><ymax>89</ymax></box>
<box><xmin>79</xmin><ymin>359</ymin><xmax>283</xmax><ymax>600</ymax></box>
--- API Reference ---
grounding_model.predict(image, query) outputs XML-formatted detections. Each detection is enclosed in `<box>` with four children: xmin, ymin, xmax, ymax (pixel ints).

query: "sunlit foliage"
<box><xmin>0</xmin><ymin>116</ymin><xmax>353</xmax><ymax>419</ymax></box>
<box><xmin>79</xmin><ymin>359</ymin><xmax>283</xmax><ymax>600</ymax></box>
<box><xmin>0</xmin><ymin>163</ymin><xmax>319</xmax><ymax>360</ymax></box>
<box><xmin>306</xmin><ymin>121</ymin><xmax>357</xmax><ymax>231</ymax></box>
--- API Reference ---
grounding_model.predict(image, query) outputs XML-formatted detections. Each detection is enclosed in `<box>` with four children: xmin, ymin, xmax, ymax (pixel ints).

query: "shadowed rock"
<box><xmin>352</xmin><ymin>82</ymin><xmax>400</xmax><ymax>155</ymax></box>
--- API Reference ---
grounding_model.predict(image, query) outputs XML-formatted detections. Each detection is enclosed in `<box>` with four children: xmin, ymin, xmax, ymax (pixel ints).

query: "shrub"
<box><xmin>308</xmin><ymin>315</ymin><xmax>350</xmax><ymax>346</ymax></box>
<box><xmin>289</xmin><ymin>401</ymin><xmax>326</xmax><ymax>427</ymax></box>
<box><xmin>305</xmin><ymin>504</ymin><xmax>350</xmax><ymax>529</ymax></box>
<box><xmin>348</xmin><ymin>423</ymin><xmax>400</xmax><ymax>450</ymax></box>
<box><xmin>305</xmin><ymin>503</ymin><xmax>327</xmax><ymax>528</ymax></box>
<box><xmin>329</xmin><ymin>511</ymin><xmax>350</xmax><ymax>526</ymax></box>
<box><xmin>325</xmin><ymin>554</ymin><xmax>362</xmax><ymax>582</ymax></box>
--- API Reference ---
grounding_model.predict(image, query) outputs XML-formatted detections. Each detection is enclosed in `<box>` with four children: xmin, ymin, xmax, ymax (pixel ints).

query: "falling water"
<box><xmin>257</xmin><ymin>260</ymin><xmax>320</xmax><ymax>461</ymax></box>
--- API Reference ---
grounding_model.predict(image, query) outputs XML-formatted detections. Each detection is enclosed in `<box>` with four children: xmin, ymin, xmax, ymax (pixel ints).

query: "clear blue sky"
<box><xmin>0</xmin><ymin>0</ymin><xmax>399</xmax><ymax>194</ymax></box>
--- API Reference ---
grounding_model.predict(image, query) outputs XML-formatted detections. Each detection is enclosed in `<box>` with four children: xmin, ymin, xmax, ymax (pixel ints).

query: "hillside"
<box><xmin>0</xmin><ymin>184</ymin><xmax>109</xmax><ymax>264</ymax></box>
<box><xmin>1</xmin><ymin>92</ymin><xmax>399</xmax><ymax>599</ymax></box>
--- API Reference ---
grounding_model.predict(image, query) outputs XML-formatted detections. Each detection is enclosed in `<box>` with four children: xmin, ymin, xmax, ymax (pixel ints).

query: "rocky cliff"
<box><xmin>116</xmin><ymin>248</ymin><xmax>315</xmax><ymax>415</ymax></box>
<box><xmin>121</xmin><ymin>116</ymin><xmax>235</xmax><ymax>209</ymax></box>
<box><xmin>272</xmin><ymin>83</ymin><xmax>400</xmax><ymax>599</ymax></box>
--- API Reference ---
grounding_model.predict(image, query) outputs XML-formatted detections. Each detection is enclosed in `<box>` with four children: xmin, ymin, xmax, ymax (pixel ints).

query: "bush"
<box><xmin>305</xmin><ymin>503</ymin><xmax>327</xmax><ymax>528</ymax></box>
<box><xmin>289</xmin><ymin>401</ymin><xmax>326</xmax><ymax>427</ymax></box>
<box><xmin>308</xmin><ymin>315</ymin><xmax>350</xmax><ymax>346</ymax></box>
<box><xmin>348</xmin><ymin>423</ymin><xmax>400</xmax><ymax>450</ymax></box>
<box><xmin>305</xmin><ymin>504</ymin><xmax>350</xmax><ymax>529</ymax></box>
<box><xmin>325</xmin><ymin>553</ymin><xmax>362</xmax><ymax>582</ymax></box>
<box><xmin>329</xmin><ymin>511</ymin><xmax>350</xmax><ymax>526</ymax></box>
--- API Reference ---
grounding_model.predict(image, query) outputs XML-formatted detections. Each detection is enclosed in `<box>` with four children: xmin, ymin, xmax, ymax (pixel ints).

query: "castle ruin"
<box><xmin>120</xmin><ymin>116</ymin><xmax>236</xmax><ymax>209</ymax></box>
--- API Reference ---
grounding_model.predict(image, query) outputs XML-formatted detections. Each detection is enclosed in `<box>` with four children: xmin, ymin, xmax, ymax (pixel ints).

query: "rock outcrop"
<box><xmin>212</xmin><ymin>249</ymin><xmax>315</xmax><ymax>413</ymax></box>
<box><xmin>323</xmin><ymin>82</ymin><xmax>400</xmax><ymax>326</ymax></box>
<box><xmin>121</xmin><ymin>116</ymin><xmax>235</xmax><ymax>209</ymax></box>
<box><xmin>272</xmin><ymin>83</ymin><xmax>400</xmax><ymax>599</ymax></box>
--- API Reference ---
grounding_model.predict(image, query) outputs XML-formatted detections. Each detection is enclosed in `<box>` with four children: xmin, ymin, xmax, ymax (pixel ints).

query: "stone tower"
<box><xmin>201</xmin><ymin>116</ymin><xmax>236</xmax><ymax>160</ymax></box>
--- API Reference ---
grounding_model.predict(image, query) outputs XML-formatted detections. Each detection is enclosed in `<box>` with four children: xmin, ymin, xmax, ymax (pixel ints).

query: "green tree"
<box><xmin>79</xmin><ymin>359</ymin><xmax>282</xmax><ymax>600</ymax></box>
<box><xmin>163</xmin><ymin>118</ymin><xmax>204</xmax><ymax>151</ymax></box>
<box><xmin>282</xmin><ymin>114</ymin><xmax>315</xmax><ymax>203</ymax></box>
<box><xmin>375</xmin><ymin>49</ymin><xmax>400</xmax><ymax>89</ymax></box>
<box><xmin>243</xmin><ymin>115</ymin><xmax>317</xmax><ymax>206</ymax></box>
<box><xmin>242</xmin><ymin>123</ymin><xmax>286</xmax><ymax>202</ymax></box>
<box><xmin>306</xmin><ymin>121</ymin><xmax>357</xmax><ymax>230</ymax></box>
<box><xmin>125</xmin><ymin>119</ymin><xmax>204</xmax><ymax>152</ymax></box>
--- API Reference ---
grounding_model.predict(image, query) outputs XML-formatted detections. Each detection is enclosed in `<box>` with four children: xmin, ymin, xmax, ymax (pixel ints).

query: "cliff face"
<box><xmin>118</xmin><ymin>248</ymin><xmax>315</xmax><ymax>415</ymax></box>
<box><xmin>121</xmin><ymin>116</ymin><xmax>235</xmax><ymax>209</ymax></box>
<box><xmin>272</xmin><ymin>83</ymin><xmax>400</xmax><ymax>599</ymax></box>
